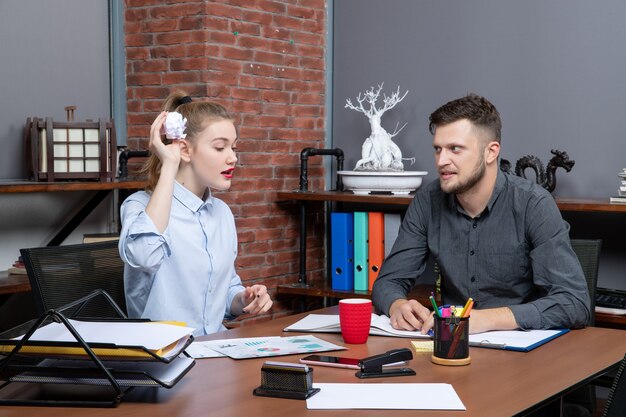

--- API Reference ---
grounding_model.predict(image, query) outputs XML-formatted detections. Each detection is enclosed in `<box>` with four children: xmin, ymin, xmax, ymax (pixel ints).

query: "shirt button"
<box><xmin>472</xmin><ymin>222</ymin><xmax>477</xmax><ymax>229</ymax></box>
<box><xmin>470</xmin><ymin>249</ymin><xmax>475</xmax><ymax>256</ymax></box>
<box><xmin>470</xmin><ymin>276</ymin><xmax>476</xmax><ymax>282</ymax></box>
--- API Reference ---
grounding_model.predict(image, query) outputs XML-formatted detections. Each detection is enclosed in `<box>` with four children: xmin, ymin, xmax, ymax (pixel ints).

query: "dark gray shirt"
<box><xmin>372</xmin><ymin>170</ymin><xmax>591</xmax><ymax>330</ymax></box>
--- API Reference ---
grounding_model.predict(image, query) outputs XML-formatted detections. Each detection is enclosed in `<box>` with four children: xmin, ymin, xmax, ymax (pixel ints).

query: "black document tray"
<box><xmin>0</xmin><ymin>290</ymin><xmax>195</xmax><ymax>407</ymax></box>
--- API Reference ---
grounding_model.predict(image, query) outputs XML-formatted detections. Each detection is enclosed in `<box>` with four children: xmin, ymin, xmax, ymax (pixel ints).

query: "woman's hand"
<box><xmin>149</xmin><ymin>111</ymin><xmax>182</xmax><ymax>169</ymax></box>
<box><xmin>240</xmin><ymin>285</ymin><xmax>273</xmax><ymax>315</ymax></box>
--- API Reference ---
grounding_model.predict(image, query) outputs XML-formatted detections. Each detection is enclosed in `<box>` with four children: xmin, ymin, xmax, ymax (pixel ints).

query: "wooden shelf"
<box><xmin>554</xmin><ymin>197</ymin><xmax>626</xmax><ymax>213</ymax></box>
<box><xmin>595</xmin><ymin>312</ymin><xmax>626</xmax><ymax>329</ymax></box>
<box><xmin>0</xmin><ymin>179</ymin><xmax>148</xmax><ymax>248</ymax></box>
<box><xmin>0</xmin><ymin>179</ymin><xmax>147</xmax><ymax>193</ymax></box>
<box><xmin>277</xmin><ymin>283</ymin><xmax>373</xmax><ymax>300</ymax></box>
<box><xmin>0</xmin><ymin>271</ymin><xmax>31</xmax><ymax>295</ymax></box>
<box><xmin>277</xmin><ymin>190</ymin><xmax>626</xmax><ymax>212</ymax></box>
<box><xmin>276</xmin><ymin>190</ymin><xmax>414</xmax><ymax>206</ymax></box>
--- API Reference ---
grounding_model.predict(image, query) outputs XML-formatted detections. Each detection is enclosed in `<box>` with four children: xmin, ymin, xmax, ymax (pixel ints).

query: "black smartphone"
<box><xmin>299</xmin><ymin>354</ymin><xmax>361</xmax><ymax>369</ymax></box>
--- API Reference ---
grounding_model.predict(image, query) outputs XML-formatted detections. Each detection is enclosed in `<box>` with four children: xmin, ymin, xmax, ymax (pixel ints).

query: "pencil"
<box><xmin>459</xmin><ymin>298</ymin><xmax>473</xmax><ymax>318</ymax></box>
<box><xmin>461</xmin><ymin>298</ymin><xmax>474</xmax><ymax>317</ymax></box>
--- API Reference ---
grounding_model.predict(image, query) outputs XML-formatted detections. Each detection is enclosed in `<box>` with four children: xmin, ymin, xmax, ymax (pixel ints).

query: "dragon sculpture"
<box><xmin>499</xmin><ymin>149</ymin><xmax>575</xmax><ymax>193</ymax></box>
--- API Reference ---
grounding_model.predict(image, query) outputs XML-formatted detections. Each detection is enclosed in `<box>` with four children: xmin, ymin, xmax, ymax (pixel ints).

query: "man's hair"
<box><xmin>428</xmin><ymin>94</ymin><xmax>501</xmax><ymax>143</ymax></box>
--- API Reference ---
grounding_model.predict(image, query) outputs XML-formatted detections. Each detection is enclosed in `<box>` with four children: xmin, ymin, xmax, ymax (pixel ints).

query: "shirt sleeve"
<box><xmin>372</xmin><ymin>190</ymin><xmax>431</xmax><ymax>316</ymax></box>
<box><xmin>222</xmin><ymin>209</ymin><xmax>245</xmax><ymax>320</ymax></box>
<box><xmin>224</xmin><ymin>271</ymin><xmax>245</xmax><ymax>320</ymax></box>
<box><xmin>119</xmin><ymin>195</ymin><xmax>172</xmax><ymax>273</ymax></box>
<box><xmin>509</xmin><ymin>191</ymin><xmax>591</xmax><ymax>330</ymax></box>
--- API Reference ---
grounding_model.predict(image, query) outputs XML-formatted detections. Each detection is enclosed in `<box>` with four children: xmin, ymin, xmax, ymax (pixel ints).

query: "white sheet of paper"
<box><xmin>284</xmin><ymin>314</ymin><xmax>430</xmax><ymax>339</ymax></box>
<box><xmin>206</xmin><ymin>335</ymin><xmax>345</xmax><ymax>359</ymax></box>
<box><xmin>15</xmin><ymin>320</ymin><xmax>194</xmax><ymax>351</ymax></box>
<box><xmin>306</xmin><ymin>383</ymin><xmax>465</xmax><ymax>410</ymax></box>
<box><xmin>186</xmin><ymin>336</ymin><xmax>282</xmax><ymax>359</ymax></box>
<box><xmin>468</xmin><ymin>329</ymin><xmax>563</xmax><ymax>350</ymax></box>
<box><xmin>185</xmin><ymin>341</ymin><xmax>226</xmax><ymax>358</ymax></box>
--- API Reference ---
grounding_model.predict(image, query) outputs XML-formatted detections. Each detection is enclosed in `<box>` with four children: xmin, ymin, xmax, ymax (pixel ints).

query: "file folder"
<box><xmin>353</xmin><ymin>212</ymin><xmax>369</xmax><ymax>291</ymax></box>
<box><xmin>384</xmin><ymin>213</ymin><xmax>402</xmax><ymax>258</ymax></box>
<box><xmin>468</xmin><ymin>329</ymin><xmax>569</xmax><ymax>352</ymax></box>
<box><xmin>368</xmin><ymin>212</ymin><xmax>385</xmax><ymax>290</ymax></box>
<box><xmin>1</xmin><ymin>320</ymin><xmax>194</xmax><ymax>362</ymax></box>
<box><xmin>330</xmin><ymin>212</ymin><xmax>354</xmax><ymax>291</ymax></box>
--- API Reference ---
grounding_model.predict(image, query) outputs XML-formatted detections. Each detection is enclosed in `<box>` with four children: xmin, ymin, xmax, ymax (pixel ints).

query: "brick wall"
<box><xmin>124</xmin><ymin>0</ymin><xmax>328</xmax><ymax>325</ymax></box>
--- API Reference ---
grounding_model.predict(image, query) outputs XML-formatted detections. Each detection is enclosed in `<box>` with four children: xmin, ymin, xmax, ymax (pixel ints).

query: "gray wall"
<box><xmin>332</xmin><ymin>0</ymin><xmax>626</xmax><ymax>291</ymax></box>
<box><xmin>0</xmin><ymin>0</ymin><xmax>115</xmax><ymax>271</ymax></box>
<box><xmin>333</xmin><ymin>0</ymin><xmax>626</xmax><ymax>199</ymax></box>
<box><xmin>0</xmin><ymin>0</ymin><xmax>111</xmax><ymax>179</ymax></box>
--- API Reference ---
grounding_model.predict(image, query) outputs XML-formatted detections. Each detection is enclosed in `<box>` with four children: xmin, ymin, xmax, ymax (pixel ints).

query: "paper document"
<box><xmin>204</xmin><ymin>335</ymin><xmax>345</xmax><ymax>359</ymax></box>
<box><xmin>284</xmin><ymin>313</ymin><xmax>431</xmax><ymax>339</ymax></box>
<box><xmin>186</xmin><ymin>341</ymin><xmax>226</xmax><ymax>358</ymax></box>
<box><xmin>306</xmin><ymin>383</ymin><xmax>465</xmax><ymax>410</ymax></box>
<box><xmin>186</xmin><ymin>337</ymin><xmax>280</xmax><ymax>359</ymax></box>
<box><xmin>469</xmin><ymin>328</ymin><xmax>569</xmax><ymax>352</ymax></box>
<box><xmin>14</xmin><ymin>320</ymin><xmax>194</xmax><ymax>351</ymax></box>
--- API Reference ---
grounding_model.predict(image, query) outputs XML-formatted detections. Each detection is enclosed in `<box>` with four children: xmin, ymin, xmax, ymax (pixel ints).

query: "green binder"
<box><xmin>353</xmin><ymin>211</ymin><xmax>369</xmax><ymax>291</ymax></box>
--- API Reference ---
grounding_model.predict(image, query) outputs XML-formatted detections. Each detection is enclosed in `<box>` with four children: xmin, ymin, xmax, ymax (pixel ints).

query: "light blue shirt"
<box><xmin>119</xmin><ymin>181</ymin><xmax>244</xmax><ymax>336</ymax></box>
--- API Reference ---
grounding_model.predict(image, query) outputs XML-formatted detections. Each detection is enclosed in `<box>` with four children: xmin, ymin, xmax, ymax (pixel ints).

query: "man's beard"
<box><xmin>441</xmin><ymin>153</ymin><xmax>486</xmax><ymax>195</ymax></box>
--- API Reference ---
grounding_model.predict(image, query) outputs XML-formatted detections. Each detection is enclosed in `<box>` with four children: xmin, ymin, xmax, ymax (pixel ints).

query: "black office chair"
<box><xmin>602</xmin><ymin>353</ymin><xmax>626</xmax><ymax>417</ymax></box>
<box><xmin>570</xmin><ymin>239</ymin><xmax>602</xmax><ymax>326</ymax></box>
<box><xmin>20</xmin><ymin>240</ymin><xmax>127</xmax><ymax>319</ymax></box>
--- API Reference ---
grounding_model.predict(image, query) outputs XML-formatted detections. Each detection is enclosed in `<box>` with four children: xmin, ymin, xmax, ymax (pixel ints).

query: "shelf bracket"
<box><xmin>296</xmin><ymin>148</ymin><xmax>344</xmax><ymax>286</ymax></box>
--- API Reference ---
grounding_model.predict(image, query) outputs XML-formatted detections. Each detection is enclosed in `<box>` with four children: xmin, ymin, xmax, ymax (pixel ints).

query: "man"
<box><xmin>372</xmin><ymin>94</ymin><xmax>591</xmax><ymax>335</ymax></box>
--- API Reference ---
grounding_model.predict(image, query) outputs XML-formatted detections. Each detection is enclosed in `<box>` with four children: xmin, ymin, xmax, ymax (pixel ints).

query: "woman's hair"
<box><xmin>142</xmin><ymin>91</ymin><xmax>233</xmax><ymax>192</ymax></box>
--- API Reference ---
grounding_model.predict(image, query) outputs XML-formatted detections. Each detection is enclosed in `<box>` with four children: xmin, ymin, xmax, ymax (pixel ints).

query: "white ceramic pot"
<box><xmin>337</xmin><ymin>170</ymin><xmax>428</xmax><ymax>195</ymax></box>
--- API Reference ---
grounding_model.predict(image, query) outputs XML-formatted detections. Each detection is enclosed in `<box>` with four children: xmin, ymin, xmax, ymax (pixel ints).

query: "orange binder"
<box><xmin>368</xmin><ymin>212</ymin><xmax>385</xmax><ymax>290</ymax></box>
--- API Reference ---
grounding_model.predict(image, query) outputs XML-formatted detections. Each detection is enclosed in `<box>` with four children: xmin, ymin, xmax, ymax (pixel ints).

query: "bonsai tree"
<box><xmin>345</xmin><ymin>83</ymin><xmax>410</xmax><ymax>171</ymax></box>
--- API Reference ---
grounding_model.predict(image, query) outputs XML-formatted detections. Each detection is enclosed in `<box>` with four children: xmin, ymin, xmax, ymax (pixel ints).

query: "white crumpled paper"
<box><xmin>162</xmin><ymin>112</ymin><xmax>187</xmax><ymax>140</ymax></box>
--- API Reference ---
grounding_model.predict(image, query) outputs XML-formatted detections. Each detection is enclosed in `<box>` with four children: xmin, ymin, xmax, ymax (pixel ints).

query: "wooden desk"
<box><xmin>1</xmin><ymin>307</ymin><xmax>625</xmax><ymax>416</ymax></box>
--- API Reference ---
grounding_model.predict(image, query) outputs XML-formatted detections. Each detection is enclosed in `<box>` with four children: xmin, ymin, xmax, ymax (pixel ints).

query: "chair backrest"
<box><xmin>570</xmin><ymin>238</ymin><xmax>602</xmax><ymax>326</ymax></box>
<box><xmin>602</xmin><ymin>353</ymin><xmax>626</xmax><ymax>417</ymax></box>
<box><xmin>20</xmin><ymin>240</ymin><xmax>127</xmax><ymax>318</ymax></box>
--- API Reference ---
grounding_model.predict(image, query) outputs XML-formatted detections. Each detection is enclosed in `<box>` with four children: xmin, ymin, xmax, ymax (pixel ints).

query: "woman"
<box><xmin>119</xmin><ymin>92</ymin><xmax>272</xmax><ymax>335</ymax></box>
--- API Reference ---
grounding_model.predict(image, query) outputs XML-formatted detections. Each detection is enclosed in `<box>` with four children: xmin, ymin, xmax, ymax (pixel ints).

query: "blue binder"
<box><xmin>330</xmin><ymin>212</ymin><xmax>354</xmax><ymax>291</ymax></box>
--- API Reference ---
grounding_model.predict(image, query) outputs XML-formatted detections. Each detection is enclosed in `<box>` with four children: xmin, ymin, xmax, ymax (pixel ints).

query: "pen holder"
<box><xmin>431</xmin><ymin>316</ymin><xmax>471</xmax><ymax>366</ymax></box>
<box><xmin>253</xmin><ymin>362</ymin><xmax>320</xmax><ymax>400</ymax></box>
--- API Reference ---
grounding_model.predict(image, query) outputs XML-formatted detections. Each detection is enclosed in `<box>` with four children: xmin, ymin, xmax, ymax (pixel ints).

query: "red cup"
<box><xmin>339</xmin><ymin>298</ymin><xmax>372</xmax><ymax>344</ymax></box>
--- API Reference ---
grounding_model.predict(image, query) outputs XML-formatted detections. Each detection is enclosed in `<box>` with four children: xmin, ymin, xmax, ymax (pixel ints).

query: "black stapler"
<box><xmin>356</xmin><ymin>348</ymin><xmax>416</xmax><ymax>379</ymax></box>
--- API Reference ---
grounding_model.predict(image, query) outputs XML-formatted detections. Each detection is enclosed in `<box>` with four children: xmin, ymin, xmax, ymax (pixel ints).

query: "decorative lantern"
<box><xmin>24</xmin><ymin>106</ymin><xmax>117</xmax><ymax>181</ymax></box>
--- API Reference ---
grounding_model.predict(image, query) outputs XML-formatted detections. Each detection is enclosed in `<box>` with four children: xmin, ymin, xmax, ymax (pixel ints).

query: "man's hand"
<box><xmin>389</xmin><ymin>299</ymin><xmax>434</xmax><ymax>334</ymax></box>
<box><xmin>240</xmin><ymin>285</ymin><xmax>273</xmax><ymax>316</ymax></box>
<box><xmin>468</xmin><ymin>307</ymin><xmax>518</xmax><ymax>334</ymax></box>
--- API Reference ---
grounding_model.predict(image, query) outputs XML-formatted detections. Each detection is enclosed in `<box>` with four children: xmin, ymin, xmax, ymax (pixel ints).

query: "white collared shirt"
<box><xmin>119</xmin><ymin>181</ymin><xmax>244</xmax><ymax>336</ymax></box>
